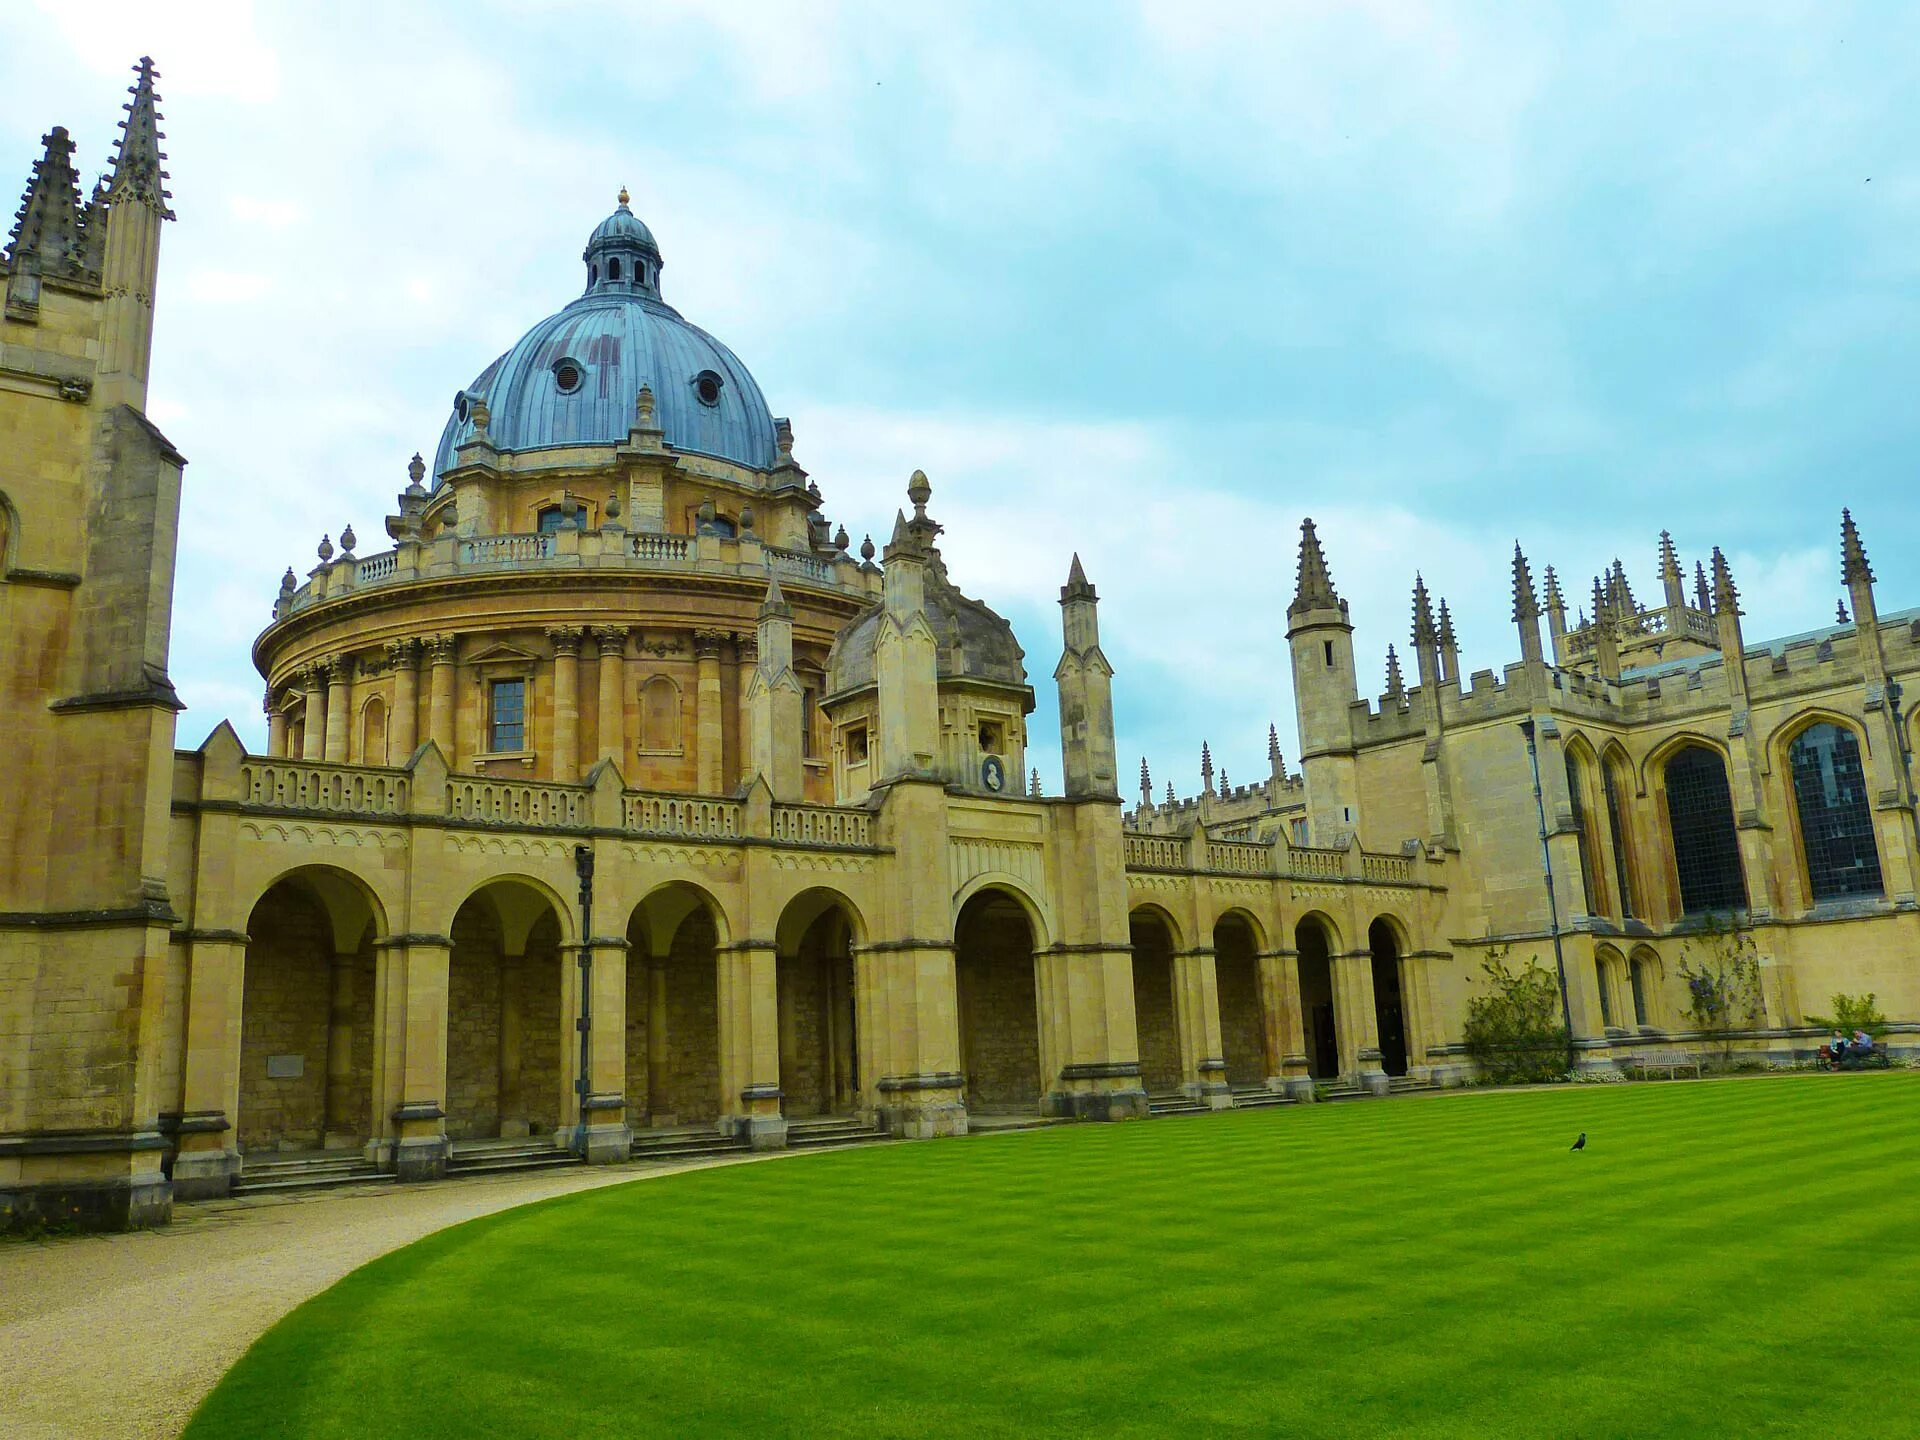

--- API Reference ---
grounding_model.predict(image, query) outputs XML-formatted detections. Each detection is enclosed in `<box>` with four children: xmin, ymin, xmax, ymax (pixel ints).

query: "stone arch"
<box><xmin>1295</xmin><ymin>911</ymin><xmax>1341</xmax><ymax>1080</ymax></box>
<box><xmin>1367</xmin><ymin>916</ymin><xmax>1409</xmax><ymax>1078</ymax></box>
<box><xmin>237</xmin><ymin>865</ymin><xmax>385</xmax><ymax>1154</ymax></box>
<box><xmin>444</xmin><ymin>871</ymin><xmax>578</xmax><ymax>948</ymax></box>
<box><xmin>953</xmin><ymin>873</ymin><xmax>1052</xmax><ymax>951</ymax></box>
<box><xmin>1593</xmin><ymin>942</ymin><xmax>1628</xmax><ymax>1031</ymax></box>
<box><xmin>1128</xmin><ymin>904</ymin><xmax>1184</xmax><ymax>1096</ymax></box>
<box><xmin>954</xmin><ymin>884</ymin><xmax>1044</xmax><ymax>1114</ymax></box>
<box><xmin>774</xmin><ymin>888</ymin><xmax>864</xmax><ymax>1118</ymax></box>
<box><xmin>626</xmin><ymin>880</ymin><xmax>730</xmax><ymax>1129</ymax></box>
<box><xmin>1562</xmin><ymin>734</ymin><xmax>1607</xmax><ymax>917</ymax></box>
<box><xmin>1627</xmin><ymin>945</ymin><xmax>1664</xmax><ymax>1029</ymax></box>
<box><xmin>1212</xmin><ymin>909</ymin><xmax>1266</xmax><ymax>1087</ymax></box>
<box><xmin>359</xmin><ymin>694</ymin><xmax>389</xmax><ymax>767</ymax></box>
<box><xmin>1598</xmin><ymin>741</ymin><xmax>1643</xmax><ymax>922</ymax></box>
<box><xmin>1770</xmin><ymin>710</ymin><xmax>1884</xmax><ymax>906</ymax></box>
<box><xmin>445</xmin><ymin>878</ymin><xmax>569</xmax><ymax>1142</ymax></box>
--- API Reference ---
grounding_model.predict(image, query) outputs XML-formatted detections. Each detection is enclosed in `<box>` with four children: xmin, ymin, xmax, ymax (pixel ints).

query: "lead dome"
<box><xmin>430</xmin><ymin>193</ymin><xmax>777</xmax><ymax>480</ymax></box>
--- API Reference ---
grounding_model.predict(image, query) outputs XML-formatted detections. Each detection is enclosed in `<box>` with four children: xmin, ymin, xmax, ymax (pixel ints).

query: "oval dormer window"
<box><xmin>693</xmin><ymin>369</ymin><xmax>724</xmax><ymax>407</ymax></box>
<box><xmin>553</xmin><ymin>359</ymin><xmax>584</xmax><ymax>394</ymax></box>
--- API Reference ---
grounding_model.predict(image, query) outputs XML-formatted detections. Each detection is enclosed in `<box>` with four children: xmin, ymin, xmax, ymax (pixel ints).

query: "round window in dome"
<box><xmin>693</xmin><ymin>369</ymin><xmax>724</xmax><ymax>407</ymax></box>
<box><xmin>553</xmin><ymin>359</ymin><xmax>584</xmax><ymax>394</ymax></box>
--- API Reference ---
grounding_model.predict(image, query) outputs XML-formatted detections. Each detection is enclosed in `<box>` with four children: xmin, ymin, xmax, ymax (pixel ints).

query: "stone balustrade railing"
<box><xmin>1120</xmin><ymin>829</ymin><xmax>1421</xmax><ymax>887</ymax></box>
<box><xmin>1284</xmin><ymin>846</ymin><xmax>1346</xmax><ymax>880</ymax></box>
<box><xmin>240</xmin><ymin>759</ymin><xmax>409</xmax><ymax>815</ymax></box>
<box><xmin>1207</xmin><ymin>840</ymin><xmax>1269</xmax><ymax>875</ymax></box>
<box><xmin>274</xmin><ymin>527</ymin><xmax>875</xmax><ymax>620</ymax></box>
<box><xmin>1360</xmin><ymin>852</ymin><xmax>1414</xmax><ymax>885</ymax></box>
<box><xmin>230</xmin><ymin>757</ymin><xmax>883</xmax><ymax>850</ymax></box>
<box><xmin>772</xmin><ymin>803</ymin><xmax>872</xmax><ymax>848</ymax></box>
<box><xmin>1123</xmin><ymin>833</ymin><xmax>1186</xmax><ymax>872</ymax></box>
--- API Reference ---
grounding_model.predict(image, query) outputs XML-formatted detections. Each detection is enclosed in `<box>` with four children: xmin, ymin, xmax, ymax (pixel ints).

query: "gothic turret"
<box><xmin>1711</xmin><ymin>546</ymin><xmax>1748</xmax><ymax>707</ymax></box>
<box><xmin>1055</xmin><ymin>553</ymin><xmax>1117</xmax><ymax>799</ymax></box>
<box><xmin>747</xmin><ymin>569</ymin><xmax>803</xmax><ymax>799</ymax></box>
<box><xmin>1512</xmin><ymin>542</ymin><xmax>1543</xmax><ymax>666</ymax></box>
<box><xmin>97</xmin><ymin>57</ymin><xmax>174</xmax><ymax>407</ymax></box>
<box><xmin>1285</xmin><ymin>519</ymin><xmax>1359</xmax><ymax>844</ymax></box>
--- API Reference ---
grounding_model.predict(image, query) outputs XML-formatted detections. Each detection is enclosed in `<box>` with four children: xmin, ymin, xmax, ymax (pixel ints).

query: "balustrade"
<box><xmin>771</xmin><ymin>803</ymin><xmax>873</xmax><ymax>847</ymax></box>
<box><xmin>240</xmin><ymin>759</ymin><xmax>408</xmax><ymax>816</ymax></box>
<box><xmin>624</xmin><ymin>792</ymin><xmax>742</xmax><ymax>839</ymax></box>
<box><xmin>445</xmin><ymin>776</ymin><xmax>585</xmax><ymax>828</ymax></box>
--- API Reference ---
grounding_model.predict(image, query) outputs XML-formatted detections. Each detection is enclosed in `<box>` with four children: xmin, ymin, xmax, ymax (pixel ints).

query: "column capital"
<box><xmin>547</xmin><ymin>625</ymin><xmax>585</xmax><ymax>655</ymax></box>
<box><xmin>426</xmin><ymin>633</ymin><xmax>458</xmax><ymax>663</ymax></box>
<box><xmin>734</xmin><ymin>632</ymin><xmax>758</xmax><ymax>665</ymax></box>
<box><xmin>386</xmin><ymin>636</ymin><xmax>421</xmax><ymax>666</ymax></box>
<box><xmin>593</xmin><ymin>624</ymin><xmax>629</xmax><ymax>652</ymax></box>
<box><xmin>692</xmin><ymin>627</ymin><xmax>728</xmax><ymax>660</ymax></box>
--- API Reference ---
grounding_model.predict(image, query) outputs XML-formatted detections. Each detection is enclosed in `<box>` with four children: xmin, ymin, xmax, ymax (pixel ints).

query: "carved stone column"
<box><xmin>323</xmin><ymin>658</ymin><xmax>351</xmax><ymax>763</ymax></box>
<box><xmin>324</xmin><ymin>949</ymin><xmax>357</xmax><ymax>1148</ymax></box>
<box><xmin>1334</xmin><ymin>949</ymin><xmax>1386</xmax><ymax>1093</ymax></box>
<box><xmin>694</xmin><ymin>628</ymin><xmax>727</xmax><ymax>793</ymax></box>
<box><xmin>595</xmin><ymin>626</ymin><xmax>627</xmax><ymax>765</ymax></box>
<box><xmin>548</xmin><ymin>626</ymin><xmax>582</xmax><ymax>779</ymax></box>
<box><xmin>1259</xmin><ymin>948</ymin><xmax>1313</xmax><ymax>1098</ymax></box>
<box><xmin>265</xmin><ymin>689</ymin><xmax>288</xmax><ymax>758</ymax></box>
<box><xmin>388</xmin><ymin>638</ymin><xmax>420</xmax><ymax>761</ymax></box>
<box><xmin>300</xmin><ymin>665</ymin><xmax>326</xmax><ymax>760</ymax></box>
<box><xmin>426</xmin><ymin>634</ymin><xmax>457</xmax><ymax>760</ymax></box>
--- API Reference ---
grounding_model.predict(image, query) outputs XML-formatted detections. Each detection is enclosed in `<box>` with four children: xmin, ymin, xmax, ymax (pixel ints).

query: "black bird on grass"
<box><xmin>1570</xmin><ymin>1132</ymin><xmax>1587</xmax><ymax>1151</ymax></box>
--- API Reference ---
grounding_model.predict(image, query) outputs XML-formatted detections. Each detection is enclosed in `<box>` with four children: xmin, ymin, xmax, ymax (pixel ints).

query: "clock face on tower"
<box><xmin>981</xmin><ymin>755</ymin><xmax>1006</xmax><ymax>793</ymax></box>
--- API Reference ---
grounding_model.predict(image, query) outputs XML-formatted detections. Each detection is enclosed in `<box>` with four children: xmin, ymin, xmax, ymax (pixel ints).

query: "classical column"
<box><xmin>392</xmin><ymin>936</ymin><xmax>452</xmax><ymax>1182</ymax></box>
<box><xmin>1399</xmin><ymin>955</ymin><xmax>1436</xmax><ymax>1078</ymax></box>
<box><xmin>1173</xmin><ymin>948</ymin><xmax>1231</xmax><ymax>1108</ymax></box>
<box><xmin>426</xmin><ymin>634</ymin><xmax>457</xmax><ymax>761</ymax></box>
<box><xmin>595</xmin><ymin>626</ymin><xmax>627</xmax><ymax>765</ymax></box>
<box><xmin>498</xmin><ymin>952</ymin><xmax>525</xmax><ymax>1136</ymax></box>
<box><xmin>300</xmin><ymin>666</ymin><xmax>326</xmax><ymax>760</ymax></box>
<box><xmin>1259</xmin><ymin>948</ymin><xmax>1312</xmax><ymax>1098</ymax></box>
<box><xmin>694</xmin><ymin>628</ymin><xmax>726</xmax><ymax>793</ymax></box>
<box><xmin>388</xmin><ymin>638</ymin><xmax>420</xmax><ymax>761</ymax></box>
<box><xmin>323</xmin><ymin>658</ymin><xmax>351</xmax><ymax>763</ymax></box>
<box><xmin>716</xmin><ymin>940</ymin><xmax>786</xmax><ymax>1148</ymax></box>
<box><xmin>171</xmin><ymin>931</ymin><xmax>249</xmax><ymax>1199</ymax></box>
<box><xmin>548</xmin><ymin>626</ymin><xmax>582</xmax><ymax>780</ymax></box>
<box><xmin>734</xmin><ymin>633</ymin><xmax>757</xmax><ymax>787</ymax></box>
<box><xmin>324</xmin><ymin>950</ymin><xmax>357</xmax><ymax>1148</ymax></box>
<box><xmin>265</xmin><ymin>690</ymin><xmax>288</xmax><ymax>758</ymax></box>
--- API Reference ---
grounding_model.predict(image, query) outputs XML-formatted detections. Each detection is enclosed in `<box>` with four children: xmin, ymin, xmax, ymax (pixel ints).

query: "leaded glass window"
<box><xmin>1565</xmin><ymin>752</ymin><xmax>1602</xmax><ymax>915</ymax></box>
<box><xmin>1665</xmin><ymin>745</ymin><xmax>1747</xmax><ymax>915</ymax></box>
<box><xmin>1789</xmin><ymin>723</ymin><xmax>1883</xmax><ymax>901</ymax></box>
<box><xmin>489</xmin><ymin>678</ymin><xmax>526</xmax><ymax>753</ymax></box>
<box><xmin>1602</xmin><ymin>758</ymin><xmax>1638</xmax><ymax>920</ymax></box>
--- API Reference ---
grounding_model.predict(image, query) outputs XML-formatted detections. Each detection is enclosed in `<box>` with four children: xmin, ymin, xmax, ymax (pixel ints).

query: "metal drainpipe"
<box><xmin>1520</xmin><ymin>719</ymin><xmax>1575</xmax><ymax>1068</ymax></box>
<box><xmin>573</xmin><ymin>843</ymin><xmax>595</xmax><ymax>1158</ymax></box>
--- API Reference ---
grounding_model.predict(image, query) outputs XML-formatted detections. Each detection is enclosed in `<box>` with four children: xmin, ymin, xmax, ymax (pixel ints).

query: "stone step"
<box><xmin>445</xmin><ymin>1151</ymin><xmax>582</xmax><ymax>1178</ymax></box>
<box><xmin>630</xmin><ymin>1132</ymin><xmax>749</xmax><ymax>1162</ymax></box>
<box><xmin>1147</xmin><ymin>1094</ymin><xmax>1206</xmax><ymax>1116</ymax></box>
<box><xmin>240</xmin><ymin>1157</ymin><xmax>369</xmax><ymax>1180</ymax></box>
<box><xmin>787</xmin><ymin>1125</ymin><xmax>887</xmax><ymax>1149</ymax></box>
<box><xmin>1230</xmin><ymin>1089</ymin><xmax>1295</xmax><ymax>1110</ymax></box>
<box><xmin>231</xmin><ymin>1166</ymin><xmax>391</xmax><ymax>1196</ymax></box>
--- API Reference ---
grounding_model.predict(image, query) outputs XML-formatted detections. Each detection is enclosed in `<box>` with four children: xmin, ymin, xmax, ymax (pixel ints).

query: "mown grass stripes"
<box><xmin>186</xmin><ymin>1075</ymin><xmax>1919</xmax><ymax>1440</ymax></box>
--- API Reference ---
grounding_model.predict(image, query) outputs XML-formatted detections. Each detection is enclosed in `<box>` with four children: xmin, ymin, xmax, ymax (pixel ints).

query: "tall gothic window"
<box><xmin>1602</xmin><ymin>755</ymin><xmax>1639</xmax><ymax>920</ymax></box>
<box><xmin>1664</xmin><ymin>745</ymin><xmax>1747</xmax><ymax>915</ymax></box>
<box><xmin>1565</xmin><ymin>752</ymin><xmax>1603</xmax><ymax>916</ymax></box>
<box><xmin>1629</xmin><ymin>956</ymin><xmax>1650</xmax><ymax>1027</ymax></box>
<box><xmin>1594</xmin><ymin>957</ymin><xmax>1614</xmax><ymax>1027</ymax></box>
<box><xmin>1789</xmin><ymin>722</ymin><xmax>1883</xmax><ymax>901</ymax></box>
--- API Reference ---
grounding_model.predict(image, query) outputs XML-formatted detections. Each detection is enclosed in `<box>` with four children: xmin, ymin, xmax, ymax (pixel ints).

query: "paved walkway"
<box><xmin>0</xmin><ymin>1154</ymin><xmax>783</xmax><ymax>1440</ymax></box>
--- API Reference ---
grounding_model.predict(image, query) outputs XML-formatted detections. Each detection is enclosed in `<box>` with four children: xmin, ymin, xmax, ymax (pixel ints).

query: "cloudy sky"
<box><xmin>8</xmin><ymin>2</ymin><xmax>1918</xmax><ymax>797</ymax></box>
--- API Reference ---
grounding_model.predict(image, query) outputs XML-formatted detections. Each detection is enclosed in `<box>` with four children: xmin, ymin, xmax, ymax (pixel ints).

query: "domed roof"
<box><xmin>827</xmin><ymin>552</ymin><xmax>1030</xmax><ymax>698</ymax></box>
<box><xmin>431</xmin><ymin>196</ymin><xmax>776</xmax><ymax>481</ymax></box>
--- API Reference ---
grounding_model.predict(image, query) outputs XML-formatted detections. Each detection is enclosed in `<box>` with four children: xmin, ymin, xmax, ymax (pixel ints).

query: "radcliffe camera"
<box><xmin>1</xmin><ymin>10</ymin><xmax>1915</xmax><ymax>1440</ymax></box>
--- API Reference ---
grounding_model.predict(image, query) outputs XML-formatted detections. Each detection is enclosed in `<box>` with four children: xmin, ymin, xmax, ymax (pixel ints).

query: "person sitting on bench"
<box><xmin>1851</xmin><ymin>1030</ymin><xmax>1875</xmax><ymax>1058</ymax></box>
<box><xmin>1827</xmin><ymin>1031</ymin><xmax>1850</xmax><ymax>1068</ymax></box>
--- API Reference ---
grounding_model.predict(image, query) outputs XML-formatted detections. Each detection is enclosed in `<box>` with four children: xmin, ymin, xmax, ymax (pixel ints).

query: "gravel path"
<box><xmin>0</xmin><ymin>1154</ymin><xmax>785</xmax><ymax>1440</ymax></box>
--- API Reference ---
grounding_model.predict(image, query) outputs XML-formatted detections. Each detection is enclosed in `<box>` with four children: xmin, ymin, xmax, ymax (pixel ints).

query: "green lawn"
<box><xmin>187</xmin><ymin>1075</ymin><xmax>1919</xmax><ymax>1440</ymax></box>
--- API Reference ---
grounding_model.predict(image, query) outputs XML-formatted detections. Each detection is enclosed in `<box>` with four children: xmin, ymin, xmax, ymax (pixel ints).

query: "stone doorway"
<box><xmin>445</xmin><ymin>886</ymin><xmax>564</xmax><ymax>1142</ymax></box>
<box><xmin>625</xmin><ymin>885</ymin><xmax>725</xmax><ymax>1131</ymax></box>
<box><xmin>1369</xmin><ymin>918</ymin><xmax>1409</xmax><ymax>1078</ymax></box>
<box><xmin>1296</xmin><ymin>917</ymin><xmax>1338</xmax><ymax>1080</ymax></box>
<box><xmin>954</xmin><ymin>888</ymin><xmax>1043</xmax><ymax>1114</ymax></box>
<box><xmin>1214</xmin><ymin>913</ymin><xmax>1267</xmax><ymax>1087</ymax></box>
<box><xmin>776</xmin><ymin>891</ymin><xmax>860</xmax><ymax>1118</ymax></box>
<box><xmin>1128</xmin><ymin>909</ymin><xmax>1184</xmax><ymax>1096</ymax></box>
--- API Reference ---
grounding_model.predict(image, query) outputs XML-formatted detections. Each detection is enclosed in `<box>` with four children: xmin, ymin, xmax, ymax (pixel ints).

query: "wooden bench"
<box><xmin>1627</xmin><ymin>1056</ymin><xmax>1703</xmax><ymax>1081</ymax></box>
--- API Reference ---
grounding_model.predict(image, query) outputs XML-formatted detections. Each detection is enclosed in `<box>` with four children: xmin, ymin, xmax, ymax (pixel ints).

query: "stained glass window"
<box><xmin>1665</xmin><ymin>745</ymin><xmax>1747</xmax><ymax>915</ymax></box>
<box><xmin>1789</xmin><ymin>723</ymin><xmax>1883</xmax><ymax>901</ymax></box>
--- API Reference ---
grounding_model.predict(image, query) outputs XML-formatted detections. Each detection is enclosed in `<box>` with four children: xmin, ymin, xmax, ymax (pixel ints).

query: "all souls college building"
<box><xmin>4</xmin><ymin>63</ymin><xmax>1917</xmax><ymax>1231</ymax></box>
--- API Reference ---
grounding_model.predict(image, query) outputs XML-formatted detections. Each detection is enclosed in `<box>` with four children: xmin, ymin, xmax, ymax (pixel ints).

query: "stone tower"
<box><xmin>1285</xmin><ymin>519</ymin><xmax>1359</xmax><ymax>845</ymax></box>
<box><xmin>0</xmin><ymin>59</ymin><xmax>182</xmax><ymax>1230</ymax></box>
<box><xmin>1055</xmin><ymin>554</ymin><xmax>1118</xmax><ymax>798</ymax></box>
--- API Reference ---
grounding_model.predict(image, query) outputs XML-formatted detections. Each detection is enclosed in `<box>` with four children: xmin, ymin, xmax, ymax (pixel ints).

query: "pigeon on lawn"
<box><xmin>1570</xmin><ymin>1132</ymin><xmax>1587</xmax><ymax>1151</ymax></box>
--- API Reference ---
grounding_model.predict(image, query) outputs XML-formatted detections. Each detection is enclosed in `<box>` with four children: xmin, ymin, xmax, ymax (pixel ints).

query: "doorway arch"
<box><xmin>1129</xmin><ymin>907</ymin><xmax>1184</xmax><ymax>1096</ymax></box>
<box><xmin>1368</xmin><ymin>918</ymin><xmax>1409</xmax><ymax>1078</ymax></box>
<box><xmin>626</xmin><ymin>882</ymin><xmax>728</xmax><ymax>1129</ymax></box>
<box><xmin>954</xmin><ymin>886</ymin><xmax>1043</xmax><ymax>1114</ymax></box>
<box><xmin>775</xmin><ymin>889</ymin><xmax>863</xmax><ymax>1117</ymax></box>
<box><xmin>1214</xmin><ymin>912</ymin><xmax>1266</xmax><ymax>1087</ymax></box>
<box><xmin>1296</xmin><ymin>914</ymin><xmax>1339</xmax><ymax>1080</ymax></box>
<box><xmin>445</xmin><ymin>879</ymin><xmax>566</xmax><ymax>1141</ymax></box>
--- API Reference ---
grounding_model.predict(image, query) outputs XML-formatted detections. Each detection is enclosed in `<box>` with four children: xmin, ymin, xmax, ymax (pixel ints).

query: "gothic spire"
<box><xmin>1511</xmin><ymin>542</ymin><xmax>1539</xmax><ymax>621</ymax></box>
<box><xmin>1165</xmin><ymin>781</ymin><xmax>1176</xmax><ymax>807</ymax></box>
<box><xmin>1694</xmin><ymin>560</ymin><xmax>1711</xmax><ymax>613</ymax></box>
<box><xmin>1437</xmin><ymin>598</ymin><xmax>1457</xmax><ymax>648</ymax></box>
<box><xmin>1384</xmin><ymin>644</ymin><xmax>1405</xmax><ymax>700</ymax></box>
<box><xmin>106</xmin><ymin>57</ymin><xmax>173</xmax><ymax>216</ymax></box>
<box><xmin>1840</xmin><ymin>508</ymin><xmax>1874</xmax><ymax>586</ymax></box>
<box><xmin>7</xmin><ymin>126</ymin><xmax>85</xmax><ymax>273</ymax></box>
<box><xmin>1139</xmin><ymin>756</ymin><xmax>1152</xmax><ymax>804</ymax></box>
<box><xmin>1608</xmin><ymin>558</ymin><xmax>1638</xmax><ymax>616</ymax></box>
<box><xmin>758</xmin><ymin>566</ymin><xmax>791</xmax><ymax>619</ymax></box>
<box><xmin>1289</xmin><ymin>518</ymin><xmax>1340</xmax><ymax>617</ymax></box>
<box><xmin>1199</xmin><ymin>741</ymin><xmax>1213</xmax><ymax>792</ymax></box>
<box><xmin>1411</xmin><ymin>573</ymin><xmax>1436</xmax><ymax>647</ymax></box>
<box><xmin>1710</xmin><ymin>546</ymin><xmax>1740</xmax><ymax>616</ymax></box>
<box><xmin>1837</xmin><ymin>598</ymin><xmax>1851</xmax><ymax>625</ymax></box>
<box><xmin>1268</xmin><ymin>723</ymin><xmax>1281</xmax><ymax>770</ymax></box>
<box><xmin>1658</xmin><ymin>530</ymin><xmax>1681</xmax><ymax>583</ymax></box>
<box><xmin>1542</xmin><ymin>565</ymin><xmax>1565</xmax><ymax>613</ymax></box>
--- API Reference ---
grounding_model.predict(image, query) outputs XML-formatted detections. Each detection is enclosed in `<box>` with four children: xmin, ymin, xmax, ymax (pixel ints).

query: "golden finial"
<box><xmin>617</xmin><ymin>186</ymin><xmax>630</xmax><ymax>207</ymax></box>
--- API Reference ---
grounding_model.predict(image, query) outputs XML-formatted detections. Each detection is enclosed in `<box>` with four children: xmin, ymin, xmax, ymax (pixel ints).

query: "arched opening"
<box><xmin>954</xmin><ymin>887</ymin><xmax>1043</xmax><ymax>1114</ymax></box>
<box><xmin>1602</xmin><ymin>749</ymin><xmax>1640</xmax><ymax>920</ymax></box>
<box><xmin>642</xmin><ymin>675</ymin><xmax>682</xmax><ymax>753</ymax></box>
<box><xmin>1565</xmin><ymin>746</ymin><xmax>1604</xmax><ymax>916</ymax></box>
<box><xmin>775</xmin><ymin>890</ymin><xmax>861</xmax><ymax>1118</ymax></box>
<box><xmin>446</xmin><ymin>881</ymin><xmax>565</xmax><ymax>1142</ymax></box>
<box><xmin>1787</xmin><ymin>721</ymin><xmax>1883</xmax><ymax>902</ymax></box>
<box><xmin>1663</xmin><ymin>744</ymin><xmax>1748</xmax><ymax>916</ymax></box>
<box><xmin>1129</xmin><ymin>908</ymin><xmax>1183</xmax><ymax>1097</ymax></box>
<box><xmin>1594</xmin><ymin>945</ymin><xmax>1626</xmax><ymax>1031</ymax></box>
<box><xmin>1296</xmin><ymin>916</ymin><xmax>1339</xmax><ymax>1080</ymax></box>
<box><xmin>360</xmin><ymin>696</ymin><xmax>388</xmax><ymax>766</ymax></box>
<box><xmin>1629</xmin><ymin>949</ymin><xmax>1657</xmax><ymax>1029</ymax></box>
<box><xmin>626</xmin><ymin>884</ymin><xmax>726</xmax><ymax>1130</ymax></box>
<box><xmin>238</xmin><ymin>870</ymin><xmax>379</xmax><ymax>1155</ymax></box>
<box><xmin>1213</xmin><ymin>913</ymin><xmax>1266</xmax><ymax>1088</ymax></box>
<box><xmin>1368</xmin><ymin>918</ymin><xmax>1408</xmax><ymax>1078</ymax></box>
<box><xmin>609</xmin><ymin>257</ymin><xmax>622</xmax><ymax>281</ymax></box>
